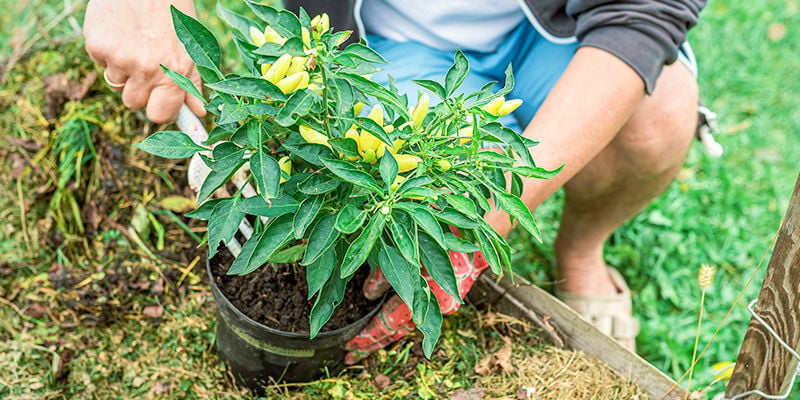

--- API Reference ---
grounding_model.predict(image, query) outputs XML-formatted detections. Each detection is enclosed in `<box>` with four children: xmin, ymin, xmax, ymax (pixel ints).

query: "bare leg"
<box><xmin>485</xmin><ymin>48</ymin><xmax>697</xmax><ymax>296</ymax></box>
<box><xmin>554</xmin><ymin>62</ymin><xmax>698</xmax><ymax>296</ymax></box>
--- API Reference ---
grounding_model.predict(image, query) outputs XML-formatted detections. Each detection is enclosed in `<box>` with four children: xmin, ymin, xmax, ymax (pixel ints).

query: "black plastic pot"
<box><xmin>206</xmin><ymin>259</ymin><xmax>381</xmax><ymax>388</ymax></box>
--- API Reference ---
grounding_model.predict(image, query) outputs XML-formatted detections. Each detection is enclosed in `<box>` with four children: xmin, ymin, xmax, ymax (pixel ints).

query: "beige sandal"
<box><xmin>555</xmin><ymin>267</ymin><xmax>640</xmax><ymax>351</ymax></box>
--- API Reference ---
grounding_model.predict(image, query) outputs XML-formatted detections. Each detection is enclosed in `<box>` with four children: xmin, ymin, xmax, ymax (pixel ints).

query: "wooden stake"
<box><xmin>725</xmin><ymin>173</ymin><xmax>800</xmax><ymax>399</ymax></box>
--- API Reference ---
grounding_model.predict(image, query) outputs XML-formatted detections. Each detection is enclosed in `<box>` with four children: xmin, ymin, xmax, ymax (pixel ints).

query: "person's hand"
<box><xmin>344</xmin><ymin>250</ymin><xmax>489</xmax><ymax>364</ymax></box>
<box><xmin>83</xmin><ymin>0</ymin><xmax>206</xmax><ymax>123</ymax></box>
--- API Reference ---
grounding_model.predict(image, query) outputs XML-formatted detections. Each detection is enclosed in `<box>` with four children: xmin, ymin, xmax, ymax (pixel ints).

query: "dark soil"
<box><xmin>210</xmin><ymin>250</ymin><xmax>380</xmax><ymax>334</ymax></box>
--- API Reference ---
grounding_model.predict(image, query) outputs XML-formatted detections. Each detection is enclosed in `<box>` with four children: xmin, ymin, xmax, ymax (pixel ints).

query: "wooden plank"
<box><xmin>468</xmin><ymin>271</ymin><xmax>687</xmax><ymax>400</ymax></box>
<box><xmin>725</xmin><ymin>173</ymin><xmax>800</xmax><ymax>399</ymax></box>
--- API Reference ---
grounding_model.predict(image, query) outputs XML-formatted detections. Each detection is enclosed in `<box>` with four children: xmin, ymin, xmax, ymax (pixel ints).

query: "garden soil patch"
<box><xmin>210</xmin><ymin>250</ymin><xmax>379</xmax><ymax>333</ymax></box>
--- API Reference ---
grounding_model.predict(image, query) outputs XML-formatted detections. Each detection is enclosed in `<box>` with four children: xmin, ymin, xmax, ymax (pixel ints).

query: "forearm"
<box><xmin>485</xmin><ymin>46</ymin><xmax>645</xmax><ymax>236</ymax></box>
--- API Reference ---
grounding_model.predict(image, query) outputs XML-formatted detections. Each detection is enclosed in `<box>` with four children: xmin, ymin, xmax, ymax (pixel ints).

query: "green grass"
<box><xmin>2</xmin><ymin>0</ymin><xmax>799</xmax><ymax>398</ymax></box>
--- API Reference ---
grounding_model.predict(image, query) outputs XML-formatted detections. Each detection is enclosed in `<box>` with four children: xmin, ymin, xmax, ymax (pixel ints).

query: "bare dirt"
<box><xmin>210</xmin><ymin>250</ymin><xmax>380</xmax><ymax>333</ymax></box>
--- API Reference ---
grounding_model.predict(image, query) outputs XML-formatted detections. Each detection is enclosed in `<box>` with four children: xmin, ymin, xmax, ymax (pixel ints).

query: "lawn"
<box><xmin>1</xmin><ymin>0</ymin><xmax>798</xmax><ymax>399</ymax></box>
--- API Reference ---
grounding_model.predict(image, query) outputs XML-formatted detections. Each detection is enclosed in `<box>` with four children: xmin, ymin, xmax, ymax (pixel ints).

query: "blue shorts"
<box><xmin>366</xmin><ymin>22</ymin><xmax>697</xmax><ymax>133</ymax></box>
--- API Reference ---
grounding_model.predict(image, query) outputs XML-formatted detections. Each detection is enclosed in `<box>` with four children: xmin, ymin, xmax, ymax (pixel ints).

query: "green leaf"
<box><xmin>418</xmin><ymin>231</ymin><xmax>460</xmax><ymax>302</ymax></box>
<box><xmin>301</xmin><ymin>214</ymin><xmax>339</xmax><ymax>266</ymax></box>
<box><xmin>207</xmin><ymin>196</ymin><xmax>244</xmax><ymax>258</ymax></box>
<box><xmin>294</xmin><ymin>195</ymin><xmax>325</xmax><ymax>239</ymax></box>
<box><xmin>340</xmin><ymin>72</ymin><xmax>410</xmax><ymax>121</ymax></box>
<box><xmin>160</xmin><ymin>65</ymin><xmax>206</xmax><ymax>104</ymax></box>
<box><xmin>475</xmin><ymin>228</ymin><xmax>502</xmax><ymax>275</ymax></box>
<box><xmin>197</xmin><ymin>157</ymin><xmax>246</xmax><ymax>204</ymax></box>
<box><xmin>435</xmin><ymin>208</ymin><xmax>479</xmax><ymax>229</ymax></box>
<box><xmin>481</xmin><ymin>122</ymin><xmax>535</xmax><ymax>167</ymax></box>
<box><xmin>339</xmin><ymin>42</ymin><xmax>388</xmax><ymax>64</ymax></box>
<box><xmin>227</xmin><ymin>214</ymin><xmax>294</xmax><ymax>275</ymax></box>
<box><xmin>491</xmin><ymin>187</ymin><xmax>541</xmax><ymax>242</ymax></box>
<box><xmin>298</xmin><ymin>173</ymin><xmax>341</xmax><ymax>195</ymax></box>
<box><xmin>341</xmin><ymin>213</ymin><xmax>388</xmax><ymax>277</ymax></box>
<box><xmin>185</xmin><ymin>198</ymin><xmax>222</xmax><ymax>220</ymax></box>
<box><xmin>328</xmin><ymin>137</ymin><xmax>360</xmax><ymax>159</ymax></box>
<box><xmin>401</xmin><ymin>187</ymin><xmax>444</xmax><ymax>200</ymax></box>
<box><xmin>282</xmin><ymin>134</ymin><xmax>335</xmax><ymax>166</ymax></box>
<box><xmin>237</xmin><ymin>195</ymin><xmax>300</xmax><ymax>218</ymax></box>
<box><xmin>253</xmin><ymin>37</ymin><xmax>307</xmax><ymax>57</ymax></box>
<box><xmin>444</xmin><ymin>232</ymin><xmax>480</xmax><ymax>253</ymax></box>
<box><xmin>268</xmin><ymin>243</ymin><xmax>306</xmax><ymax>264</ymax></box>
<box><xmin>417</xmin><ymin>292</ymin><xmax>443</xmax><ymax>358</ymax></box>
<box><xmin>411</xmin><ymin>79</ymin><xmax>446</xmax><ymax>100</ymax></box>
<box><xmin>378</xmin><ymin>242</ymin><xmax>417</xmax><ymax>313</ymax></box>
<box><xmin>306</xmin><ymin>243</ymin><xmax>336</xmax><ymax>299</ymax></box>
<box><xmin>309</xmin><ymin>262</ymin><xmax>348</xmax><ymax>338</ymax></box>
<box><xmin>335</xmin><ymin>203</ymin><xmax>367</xmax><ymax>234</ymax></box>
<box><xmin>134</xmin><ymin>131</ymin><xmax>206</xmax><ymax>159</ymax></box>
<box><xmin>250</xmin><ymin>149</ymin><xmax>280</xmax><ymax>201</ymax></box>
<box><xmin>395</xmin><ymin>204</ymin><xmax>446</xmax><ymax>250</ymax></box>
<box><xmin>511</xmin><ymin>165</ymin><xmax>564</xmax><ymax>179</ymax></box>
<box><xmin>498</xmin><ymin>63</ymin><xmax>515</xmax><ymax>97</ymax></box>
<box><xmin>476</xmin><ymin>151</ymin><xmax>516</xmax><ymax>165</ymax></box>
<box><xmin>170</xmin><ymin>6</ymin><xmax>221</xmax><ymax>77</ymax></box>
<box><xmin>511</xmin><ymin>172</ymin><xmax>523</xmax><ymax>197</ymax></box>
<box><xmin>206</xmin><ymin>76</ymin><xmax>286</xmax><ymax>101</ymax></box>
<box><xmin>354</xmin><ymin>117</ymin><xmax>393</xmax><ymax>147</ymax></box>
<box><xmin>397</xmin><ymin>176</ymin><xmax>434</xmax><ymax>194</ymax></box>
<box><xmin>321</xmin><ymin>158</ymin><xmax>383</xmax><ymax>195</ymax></box>
<box><xmin>275</xmin><ymin>89</ymin><xmax>317</xmax><ymax>127</ymax></box>
<box><xmin>411</xmin><ymin>278</ymin><xmax>430</xmax><ymax>327</ymax></box>
<box><xmin>444</xmin><ymin>49</ymin><xmax>469</xmax><ymax>96</ymax></box>
<box><xmin>216</xmin><ymin>2</ymin><xmax>259</xmax><ymax>40</ymax></box>
<box><xmin>388</xmin><ymin>217</ymin><xmax>417</xmax><ymax>266</ymax></box>
<box><xmin>246</xmin><ymin>2</ymin><xmax>301</xmax><ymax>39</ymax></box>
<box><xmin>379</xmin><ymin>151</ymin><xmax>398</xmax><ymax>189</ymax></box>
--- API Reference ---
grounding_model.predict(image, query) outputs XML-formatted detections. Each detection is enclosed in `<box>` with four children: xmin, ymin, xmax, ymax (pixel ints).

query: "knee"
<box><xmin>616</xmin><ymin>66</ymin><xmax>699</xmax><ymax>176</ymax></box>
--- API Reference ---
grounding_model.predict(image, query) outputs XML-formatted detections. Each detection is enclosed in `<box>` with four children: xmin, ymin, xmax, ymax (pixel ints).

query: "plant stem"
<box><xmin>686</xmin><ymin>288</ymin><xmax>706</xmax><ymax>398</ymax></box>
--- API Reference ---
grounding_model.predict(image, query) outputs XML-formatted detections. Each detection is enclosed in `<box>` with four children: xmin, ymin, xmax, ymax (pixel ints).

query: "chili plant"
<box><xmin>135</xmin><ymin>2</ymin><xmax>559</xmax><ymax>356</ymax></box>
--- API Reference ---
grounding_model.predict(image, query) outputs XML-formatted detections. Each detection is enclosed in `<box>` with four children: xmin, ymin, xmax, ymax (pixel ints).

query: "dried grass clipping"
<box><xmin>476</xmin><ymin>342</ymin><xmax>647</xmax><ymax>400</ymax></box>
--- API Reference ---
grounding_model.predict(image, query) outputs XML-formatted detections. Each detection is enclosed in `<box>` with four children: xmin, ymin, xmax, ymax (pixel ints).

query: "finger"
<box><xmin>185</xmin><ymin>68</ymin><xmax>207</xmax><ymax>117</ymax></box>
<box><xmin>146</xmin><ymin>84</ymin><xmax>184</xmax><ymax>124</ymax></box>
<box><xmin>104</xmin><ymin>68</ymin><xmax>128</xmax><ymax>92</ymax></box>
<box><xmin>120</xmin><ymin>73</ymin><xmax>151</xmax><ymax>111</ymax></box>
<box><xmin>363</xmin><ymin>268</ymin><xmax>390</xmax><ymax>300</ymax></box>
<box><xmin>185</xmin><ymin>92</ymin><xmax>207</xmax><ymax>118</ymax></box>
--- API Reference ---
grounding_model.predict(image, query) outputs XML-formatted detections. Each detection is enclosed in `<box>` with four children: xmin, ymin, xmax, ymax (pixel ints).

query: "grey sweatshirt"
<box><xmin>283</xmin><ymin>0</ymin><xmax>706</xmax><ymax>93</ymax></box>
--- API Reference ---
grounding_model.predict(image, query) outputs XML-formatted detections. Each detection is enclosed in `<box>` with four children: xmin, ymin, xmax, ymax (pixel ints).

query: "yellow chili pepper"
<box><xmin>286</xmin><ymin>56</ymin><xmax>307</xmax><ymax>76</ymax></box>
<box><xmin>388</xmin><ymin>139</ymin><xmax>405</xmax><ymax>155</ymax></box>
<box><xmin>301</xmin><ymin>27</ymin><xmax>311</xmax><ymax>49</ymax></box>
<box><xmin>457</xmin><ymin>126</ymin><xmax>473</xmax><ymax>145</ymax></box>
<box><xmin>299</xmin><ymin>125</ymin><xmax>330</xmax><ymax>148</ymax></box>
<box><xmin>263</xmin><ymin>26</ymin><xmax>286</xmax><ymax>45</ymax></box>
<box><xmin>483</xmin><ymin>97</ymin><xmax>504</xmax><ymax>115</ymax></box>
<box><xmin>260</xmin><ymin>63</ymin><xmax>272</xmax><ymax>77</ymax></box>
<box><xmin>249</xmin><ymin>26</ymin><xmax>266</xmax><ymax>47</ymax></box>
<box><xmin>395</xmin><ymin>154</ymin><xmax>422</xmax><ymax>173</ymax></box>
<box><xmin>276</xmin><ymin>71</ymin><xmax>309</xmax><ymax>94</ymax></box>
<box><xmin>353</xmin><ymin>102</ymin><xmax>365</xmax><ymax>116</ymax></box>
<box><xmin>367</xmin><ymin>105</ymin><xmax>383</xmax><ymax>125</ymax></box>
<box><xmin>411</xmin><ymin>93</ymin><xmax>429</xmax><ymax>130</ymax></box>
<box><xmin>278</xmin><ymin>156</ymin><xmax>292</xmax><ymax>183</ymax></box>
<box><xmin>435</xmin><ymin>159</ymin><xmax>452</xmax><ymax>172</ymax></box>
<box><xmin>344</xmin><ymin>128</ymin><xmax>361</xmax><ymax>161</ymax></box>
<box><xmin>496</xmin><ymin>99</ymin><xmax>523</xmax><ymax>116</ymax></box>
<box><xmin>358</xmin><ymin>130</ymin><xmax>386</xmax><ymax>163</ymax></box>
<box><xmin>263</xmin><ymin>53</ymin><xmax>292</xmax><ymax>83</ymax></box>
<box><xmin>390</xmin><ymin>175</ymin><xmax>406</xmax><ymax>191</ymax></box>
